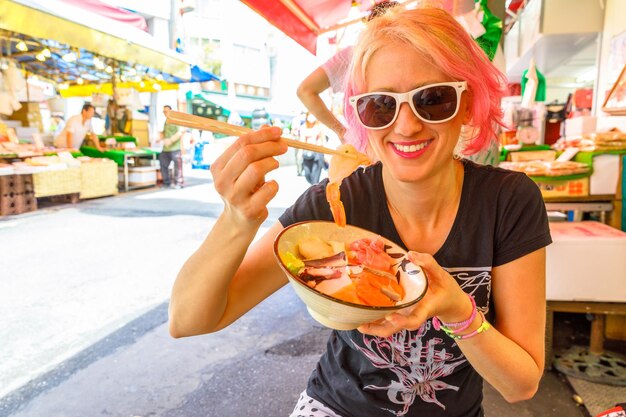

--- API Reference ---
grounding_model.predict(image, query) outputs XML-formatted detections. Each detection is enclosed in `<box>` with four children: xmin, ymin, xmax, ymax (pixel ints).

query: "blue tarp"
<box><xmin>172</xmin><ymin>65</ymin><xmax>221</xmax><ymax>83</ymax></box>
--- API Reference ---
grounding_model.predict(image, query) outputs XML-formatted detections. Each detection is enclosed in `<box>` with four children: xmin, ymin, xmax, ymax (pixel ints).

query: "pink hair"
<box><xmin>344</xmin><ymin>7</ymin><xmax>508</xmax><ymax>155</ymax></box>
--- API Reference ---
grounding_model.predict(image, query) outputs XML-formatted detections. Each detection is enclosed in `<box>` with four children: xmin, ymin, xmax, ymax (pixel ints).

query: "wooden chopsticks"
<box><xmin>166</xmin><ymin>111</ymin><xmax>357</xmax><ymax>159</ymax></box>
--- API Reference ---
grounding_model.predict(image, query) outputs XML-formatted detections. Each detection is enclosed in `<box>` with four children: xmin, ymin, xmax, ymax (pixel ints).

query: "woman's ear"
<box><xmin>461</xmin><ymin>92</ymin><xmax>472</xmax><ymax>125</ymax></box>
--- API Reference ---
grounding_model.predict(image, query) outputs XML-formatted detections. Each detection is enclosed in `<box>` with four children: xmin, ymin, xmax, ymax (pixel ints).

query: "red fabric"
<box><xmin>574</xmin><ymin>88</ymin><xmax>593</xmax><ymax>110</ymax></box>
<box><xmin>241</xmin><ymin>0</ymin><xmax>353</xmax><ymax>54</ymax></box>
<box><xmin>595</xmin><ymin>405</ymin><xmax>625</xmax><ymax>417</ymax></box>
<box><xmin>507</xmin><ymin>0</ymin><xmax>525</xmax><ymax>13</ymax></box>
<box><xmin>507</xmin><ymin>83</ymin><xmax>521</xmax><ymax>96</ymax></box>
<box><xmin>58</xmin><ymin>0</ymin><xmax>148</xmax><ymax>32</ymax></box>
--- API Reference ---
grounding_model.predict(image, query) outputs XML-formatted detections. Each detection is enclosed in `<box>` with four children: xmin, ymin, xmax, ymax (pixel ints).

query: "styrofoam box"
<box><xmin>589</xmin><ymin>154</ymin><xmax>621</xmax><ymax>195</ymax></box>
<box><xmin>596</xmin><ymin>115</ymin><xmax>626</xmax><ymax>133</ymax></box>
<box><xmin>564</xmin><ymin>116</ymin><xmax>596</xmax><ymax>139</ymax></box>
<box><xmin>118</xmin><ymin>166</ymin><xmax>156</xmax><ymax>186</ymax></box>
<box><xmin>546</xmin><ymin>221</ymin><xmax>626</xmax><ymax>302</ymax></box>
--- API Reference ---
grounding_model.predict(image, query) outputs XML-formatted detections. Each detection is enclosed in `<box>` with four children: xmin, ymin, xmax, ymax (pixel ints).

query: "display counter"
<box><xmin>0</xmin><ymin>156</ymin><xmax>119</xmax><ymax>216</ymax></box>
<box><xmin>502</xmin><ymin>148</ymin><xmax>626</xmax><ymax>231</ymax></box>
<box><xmin>97</xmin><ymin>135</ymin><xmax>137</xmax><ymax>145</ymax></box>
<box><xmin>79</xmin><ymin>146</ymin><xmax>158</xmax><ymax>167</ymax></box>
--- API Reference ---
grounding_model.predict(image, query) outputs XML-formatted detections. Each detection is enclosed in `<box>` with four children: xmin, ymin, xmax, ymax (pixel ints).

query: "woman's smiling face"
<box><xmin>364</xmin><ymin>43</ymin><xmax>470</xmax><ymax>183</ymax></box>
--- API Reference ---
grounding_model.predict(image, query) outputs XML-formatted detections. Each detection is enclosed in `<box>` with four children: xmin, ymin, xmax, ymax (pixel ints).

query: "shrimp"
<box><xmin>325</xmin><ymin>144</ymin><xmax>371</xmax><ymax>227</ymax></box>
<box><xmin>326</xmin><ymin>182</ymin><xmax>346</xmax><ymax>227</ymax></box>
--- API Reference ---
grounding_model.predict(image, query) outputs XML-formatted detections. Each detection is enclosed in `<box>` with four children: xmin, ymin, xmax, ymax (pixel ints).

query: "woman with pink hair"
<box><xmin>169</xmin><ymin>6</ymin><xmax>551</xmax><ymax>417</ymax></box>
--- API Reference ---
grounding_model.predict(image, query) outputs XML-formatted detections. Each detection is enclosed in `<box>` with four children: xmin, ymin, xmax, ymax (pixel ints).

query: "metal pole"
<box><xmin>169</xmin><ymin>0</ymin><xmax>177</xmax><ymax>50</ymax></box>
<box><xmin>111</xmin><ymin>61</ymin><xmax>117</xmax><ymax>134</ymax></box>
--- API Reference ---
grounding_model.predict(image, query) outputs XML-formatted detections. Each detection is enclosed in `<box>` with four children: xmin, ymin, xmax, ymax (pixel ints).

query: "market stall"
<box><xmin>500</xmin><ymin>129</ymin><xmax>626</xmax><ymax>231</ymax></box>
<box><xmin>0</xmin><ymin>0</ymin><xmax>222</xmax><ymax>215</ymax></box>
<box><xmin>80</xmin><ymin>143</ymin><xmax>159</xmax><ymax>192</ymax></box>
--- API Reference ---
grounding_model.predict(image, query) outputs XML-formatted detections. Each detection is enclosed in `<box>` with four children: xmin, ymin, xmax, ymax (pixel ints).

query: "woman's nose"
<box><xmin>393</xmin><ymin>102</ymin><xmax>424</xmax><ymax>136</ymax></box>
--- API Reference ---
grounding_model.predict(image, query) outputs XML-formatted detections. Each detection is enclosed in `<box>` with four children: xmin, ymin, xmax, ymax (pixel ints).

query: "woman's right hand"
<box><xmin>210</xmin><ymin>126</ymin><xmax>288</xmax><ymax>227</ymax></box>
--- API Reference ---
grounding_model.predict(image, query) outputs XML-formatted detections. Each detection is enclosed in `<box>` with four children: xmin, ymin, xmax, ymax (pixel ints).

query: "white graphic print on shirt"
<box><xmin>353</xmin><ymin>267</ymin><xmax>492</xmax><ymax>416</ymax></box>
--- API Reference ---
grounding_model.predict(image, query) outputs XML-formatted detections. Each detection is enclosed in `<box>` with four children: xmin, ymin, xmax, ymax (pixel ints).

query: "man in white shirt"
<box><xmin>54</xmin><ymin>103</ymin><xmax>102</xmax><ymax>151</ymax></box>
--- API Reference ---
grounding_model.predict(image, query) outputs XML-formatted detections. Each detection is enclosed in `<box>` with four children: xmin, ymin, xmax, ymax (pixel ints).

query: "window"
<box><xmin>188</xmin><ymin>37</ymin><xmax>222</xmax><ymax>76</ymax></box>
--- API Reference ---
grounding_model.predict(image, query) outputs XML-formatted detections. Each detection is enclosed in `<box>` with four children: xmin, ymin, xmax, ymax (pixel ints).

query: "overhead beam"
<box><xmin>277</xmin><ymin>0</ymin><xmax>320</xmax><ymax>34</ymax></box>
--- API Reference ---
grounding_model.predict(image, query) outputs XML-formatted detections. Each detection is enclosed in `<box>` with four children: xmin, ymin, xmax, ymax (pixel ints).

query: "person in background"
<box><xmin>290</xmin><ymin>111</ymin><xmax>307</xmax><ymax>176</ymax></box>
<box><xmin>169</xmin><ymin>6</ymin><xmax>551</xmax><ymax>417</ymax></box>
<box><xmin>296</xmin><ymin>1</ymin><xmax>400</xmax><ymax>143</ymax></box>
<box><xmin>157</xmin><ymin>105</ymin><xmax>184</xmax><ymax>189</ymax></box>
<box><xmin>299</xmin><ymin>112</ymin><xmax>326</xmax><ymax>185</ymax></box>
<box><xmin>53</xmin><ymin>103</ymin><xmax>102</xmax><ymax>151</ymax></box>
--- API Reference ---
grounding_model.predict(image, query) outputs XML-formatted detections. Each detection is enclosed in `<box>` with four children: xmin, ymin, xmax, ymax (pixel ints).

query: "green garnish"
<box><xmin>280</xmin><ymin>251</ymin><xmax>304</xmax><ymax>275</ymax></box>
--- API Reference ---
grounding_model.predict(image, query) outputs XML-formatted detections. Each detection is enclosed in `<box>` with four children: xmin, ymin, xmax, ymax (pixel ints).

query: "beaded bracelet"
<box><xmin>447</xmin><ymin>312</ymin><xmax>491</xmax><ymax>340</ymax></box>
<box><xmin>432</xmin><ymin>293</ymin><xmax>476</xmax><ymax>333</ymax></box>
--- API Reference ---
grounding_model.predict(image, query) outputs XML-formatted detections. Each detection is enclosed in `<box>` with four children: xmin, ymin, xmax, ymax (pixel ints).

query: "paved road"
<box><xmin>1</xmin><ymin>164</ymin><xmax>586</xmax><ymax>416</ymax></box>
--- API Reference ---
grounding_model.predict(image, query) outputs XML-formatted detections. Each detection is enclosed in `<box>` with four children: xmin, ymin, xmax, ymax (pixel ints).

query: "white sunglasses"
<box><xmin>349</xmin><ymin>81</ymin><xmax>467</xmax><ymax>130</ymax></box>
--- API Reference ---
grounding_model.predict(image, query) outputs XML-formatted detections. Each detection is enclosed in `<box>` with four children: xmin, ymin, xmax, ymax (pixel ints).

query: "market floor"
<box><xmin>0</xmin><ymin>287</ymin><xmax>591</xmax><ymax>417</ymax></box>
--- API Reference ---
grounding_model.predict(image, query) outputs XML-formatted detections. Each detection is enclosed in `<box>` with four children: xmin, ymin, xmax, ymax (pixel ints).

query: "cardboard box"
<box><xmin>546</xmin><ymin>221</ymin><xmax>626</xmax><ymax>302</ymax></box>
<box><xmin>8</xmin><ymin>102</ymin><xmax>43</xmax><ymax>131</ymax></box>
<box><xmin>536</xmin><ymin>177</ymin><xmax>589</xmax><ymax>198</ymax></box>
<box><xmin>509</xmin><ymin>150</ymin><xmax>556</xmax><ymax>162</ymax></box>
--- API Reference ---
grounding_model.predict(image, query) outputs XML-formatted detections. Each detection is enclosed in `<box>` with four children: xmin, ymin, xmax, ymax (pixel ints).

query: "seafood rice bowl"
<box><xmin>274</xmin><ymin>221</ymin><xmax>428</xmax><ymax>330</ymax></box>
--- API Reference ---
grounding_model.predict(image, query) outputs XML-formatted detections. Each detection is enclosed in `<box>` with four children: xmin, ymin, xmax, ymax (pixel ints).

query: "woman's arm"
<box><xmin>169</xmin><ymin>127</ymin><xmax>289</xmax><ymax>337</ymax></box>
<box><xmin>455</xmin><ymin>249</ymin><xmax>546</xmax><ymax>402</ymax></box>
<box><xmin>297</xmin><ymin>67</ymin><xmax>346</xmax><ymax>142</ymax></box>
<box><xmin>360</xmin><ymin>248</ymin><xmax>546</xmax><ymax>403</ymax></box>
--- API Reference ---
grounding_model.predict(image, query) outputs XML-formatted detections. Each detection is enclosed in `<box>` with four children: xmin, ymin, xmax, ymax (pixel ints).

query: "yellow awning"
<box><xmin>0</xmin><ymin>0</ymin><xmax>192</xmax><ymax>79</ymax></box>
<box><xmin>59</xmin><ymin>81</ymin><xmax>179</xmax><ymax>98</ymax></box>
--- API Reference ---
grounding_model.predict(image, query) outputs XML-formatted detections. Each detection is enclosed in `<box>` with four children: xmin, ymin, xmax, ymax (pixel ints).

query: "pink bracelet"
<box><xmin>432</xmin><ymin>293</ymin><xmax>476</xmax><ymax>332</ymax></box>
<box><xmin>451</xmin><ymin>312</ymin><xmax>491</xmax><ymax>340</ymax></box>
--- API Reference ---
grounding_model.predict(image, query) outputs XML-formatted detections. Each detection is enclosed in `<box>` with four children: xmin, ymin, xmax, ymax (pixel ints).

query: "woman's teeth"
<box><xmin>392</xmin><ymin>141</ymin><xmax>430</xmax><ymax>153</ymax></box>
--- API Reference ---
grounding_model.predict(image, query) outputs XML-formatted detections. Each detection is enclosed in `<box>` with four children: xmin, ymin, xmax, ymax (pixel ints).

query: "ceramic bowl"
<box><xmin>274</xmin><ymin>221</ymin><xmax>428</xmax><ymax>330</ymax></box>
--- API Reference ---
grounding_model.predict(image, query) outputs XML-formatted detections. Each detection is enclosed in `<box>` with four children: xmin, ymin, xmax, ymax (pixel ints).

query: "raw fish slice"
<box><xmin>316</xmin><ymin>272</ymin><xmax>352</xmax><ymax>295</ymax></box>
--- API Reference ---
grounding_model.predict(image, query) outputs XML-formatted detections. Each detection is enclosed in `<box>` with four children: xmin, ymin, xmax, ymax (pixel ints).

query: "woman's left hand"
<box><xmin>358</xmin><ymin>252</ymin><xmax>473</xmax><ymax>337</ymax></box>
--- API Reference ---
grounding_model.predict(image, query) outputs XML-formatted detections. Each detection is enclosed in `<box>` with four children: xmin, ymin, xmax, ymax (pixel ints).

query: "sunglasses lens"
<box><xmin>412</xmin><ymin>85</ymin><xmax>458</xmax><ymax>121</ymax></box>
<box><xmin>356</xmin><ymin>94</ymin><xmax>397</xmax><ymax>128</ymax></box>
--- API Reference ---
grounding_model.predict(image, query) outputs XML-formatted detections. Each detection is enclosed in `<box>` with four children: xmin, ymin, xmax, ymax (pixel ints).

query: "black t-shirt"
<box><xmin>279</xmin><ymin>160</ymin><xmax>552</xmax><ymax>417</ymax></box>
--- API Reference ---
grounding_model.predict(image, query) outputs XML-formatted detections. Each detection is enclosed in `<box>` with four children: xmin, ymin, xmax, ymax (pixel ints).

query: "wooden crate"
<box><xmin>80</xmin><ymin>160</ymin><xmax>118</xmax><ymax>199</ymax></box>
<box><xmin>0</xmin><ymin>174</ymin><xmax>34</xmax><ymax>195</ymax></box>
<box><xmin>32</xmin><ymin>168</ymin><xmax>81</xmax><ymax>197</ymax></box>
<box><xmin>0</xmin><ymin>191</ymin><xmax>37</xmax><ymax>216</ymax></box>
